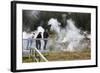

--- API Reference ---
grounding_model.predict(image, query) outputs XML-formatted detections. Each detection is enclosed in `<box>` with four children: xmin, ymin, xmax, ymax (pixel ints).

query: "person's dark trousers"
<box><xmin>36</xmin><ymin>40</ymin><xmax>41</xmax><ymax>50</ymax></box>
<box><xmin>44</xmin><ymin>40</ymin><xmax>47</xmax><ymax>50</ymax></box>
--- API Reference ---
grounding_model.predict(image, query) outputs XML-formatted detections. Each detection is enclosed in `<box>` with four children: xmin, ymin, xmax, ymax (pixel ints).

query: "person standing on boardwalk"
<box><xmin>36</xmin><ymin>32</ymin><xmax>42</xmax><ymax>50</ymax></box>
<box><xmin>43</xmin><ymin>29</ymin><xmax>49</xmax><ymax>50</ymax></box>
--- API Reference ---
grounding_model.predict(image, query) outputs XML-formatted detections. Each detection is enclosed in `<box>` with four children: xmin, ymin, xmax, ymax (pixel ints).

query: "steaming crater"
<box><xmin>48</xmin><ymin>18</ymin><xmax>90</xmax><ymax>52</ymax></box>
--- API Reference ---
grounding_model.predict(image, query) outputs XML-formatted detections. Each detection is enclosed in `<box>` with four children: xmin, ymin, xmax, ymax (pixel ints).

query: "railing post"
<box><xmin>23</xmin><ymin>39</ymin><xmax>48</xmax><ymax>62</ymax></box>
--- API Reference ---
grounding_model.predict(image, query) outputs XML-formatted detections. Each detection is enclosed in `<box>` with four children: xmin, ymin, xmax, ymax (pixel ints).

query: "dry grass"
<box><xmin>46</xmin><ymin>49</ymin><xmax>91</xmax><ymax>61</ymax></box>
<box><xmin>22</xmin><ymin>48</ymin><xmax>91</xmax><ymax>63</ymax></box>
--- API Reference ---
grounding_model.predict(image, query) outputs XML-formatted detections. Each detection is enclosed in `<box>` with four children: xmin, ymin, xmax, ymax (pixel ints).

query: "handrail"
<box><xmin>23</xmin><ymin>38</ymin><xmax>49</xmax><ymax>40</ymax></box>
<box><xmin>23</xmin><ymin>39</ymin><xmax>48</xmax><ymax>62</ymax></box>
<box><xmin>33</xmin><ymin>48</ymin><xmax>48</xmax><ymax>62</ymax></box>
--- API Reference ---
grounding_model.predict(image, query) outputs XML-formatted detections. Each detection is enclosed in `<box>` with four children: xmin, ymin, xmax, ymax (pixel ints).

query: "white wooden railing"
<box><xmin>32</xmin><ymin>48</ymin><xmax>48</xmax><ymax>62</ymax></box>
<box><xmin>23</xmin><ymin>39</ymin><xmax>48</xmax><ymax>62</ymax></box>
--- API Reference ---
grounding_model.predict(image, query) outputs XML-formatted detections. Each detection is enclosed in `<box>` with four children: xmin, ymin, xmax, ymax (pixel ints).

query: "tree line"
<box><xmin>23</xmin><ymin>10</ymin><xmax>91</xmax><ymax>32</ymax></box>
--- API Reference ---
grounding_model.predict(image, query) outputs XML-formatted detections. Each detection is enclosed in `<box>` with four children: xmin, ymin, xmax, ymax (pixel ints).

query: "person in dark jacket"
<box><xmin>43</xmin><ymin>29</ymin><xmax>49</xmax><ymax>50</ymax></box>
<box><xmin>36</xmin><ymin>32</ymin><xmax>42</xmax><ymax>50</ymax></box>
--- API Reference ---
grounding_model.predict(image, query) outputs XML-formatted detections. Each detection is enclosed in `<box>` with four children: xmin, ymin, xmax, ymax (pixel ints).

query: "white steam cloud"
<box><xmin>48</xmin><ymin>18</ymin><xmax>90</xmax><ymax>52</ymax></box>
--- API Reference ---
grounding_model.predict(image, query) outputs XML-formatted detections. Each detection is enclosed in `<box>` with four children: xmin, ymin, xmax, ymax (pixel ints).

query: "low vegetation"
<box><xmin>22</xmin><ymin>48</ymin><xmax>91</xmax><ymax>63</ymax></box>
